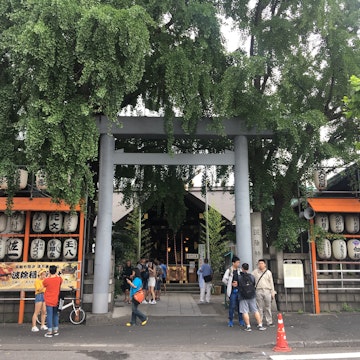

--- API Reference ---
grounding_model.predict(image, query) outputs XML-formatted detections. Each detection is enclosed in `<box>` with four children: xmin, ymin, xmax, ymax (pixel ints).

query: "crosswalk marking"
<box><xmin>270</xmin><ymin>352</ymin><xmax>360</xmax><ymax>360</ymax></box>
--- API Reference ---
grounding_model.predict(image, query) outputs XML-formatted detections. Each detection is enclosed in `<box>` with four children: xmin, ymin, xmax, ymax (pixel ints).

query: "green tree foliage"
<box><xmin>1</xmin><ymin>0</ymin><xmax>225</xmax><ymax>211</ymax></box>
<box><xmin>200</xmin><ymin>207</ymin><xmax>229</xmax><ymax>277</ymax></box>
<box><xmin>343</xmin><ymin>75</ymin><xmax>360</xmax><ymax>150</ymax></box>
<box><xmin>217</xmin><ymin>0</ymin><xmax>360</xmax><ymax>250</ymax></box>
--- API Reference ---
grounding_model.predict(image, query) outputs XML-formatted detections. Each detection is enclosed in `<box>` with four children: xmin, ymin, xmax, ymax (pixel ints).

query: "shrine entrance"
<box><xmin>93</xmin><ymin>116</ymin><xmax>272</xmax><ymax>314</ymax></box>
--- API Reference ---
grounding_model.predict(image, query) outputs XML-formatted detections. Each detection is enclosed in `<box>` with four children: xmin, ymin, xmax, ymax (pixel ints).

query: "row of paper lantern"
<box><xmin>0</xmin><ymin>237</ymin><xmax>78</xmax><ymax>260</ymax></box>
<box><xmin>315</xmin><ymin>213</ymin><xmax>359</xmax><ymax>234</ymax></box>
<box><xmin>317</xmin><ymin>238</ymin><xmax>360</xmax><ymax>260</ymax></box>
<box><xmin>0</xmin><ymin>169</ymin><xmax>48</xmax><ymax>191</ymax></box>
<box><xmin>0</xmin><ymin>212</ymin><xmax>79</xmax><ymax>234</ymax></box>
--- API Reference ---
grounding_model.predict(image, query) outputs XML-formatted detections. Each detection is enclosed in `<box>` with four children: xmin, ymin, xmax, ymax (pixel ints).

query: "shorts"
<box><xmin>148</xmin><ymin>277</ymin><xmax>156</xmax><ymax>288</ymax></box>
<box><xmin>35</xmin><ymin>293</ymin><xmax>45</xmax><ymax>303</ymax></box>
<box><xmin>155</xmin><ymin>279</ymin><xmax>161</xmax><ymax>290</ymax></box>
<box><xmin>239</xmin><ymin>297</ymin><xmax>258</xmax><ymax>314</ymax></box>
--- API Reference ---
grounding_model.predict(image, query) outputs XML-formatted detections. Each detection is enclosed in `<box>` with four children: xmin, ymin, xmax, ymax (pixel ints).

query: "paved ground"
<box><xmin>1</xmin><ymin>293</ymin><xmax>360</xmax><ymax>359</ymax></box>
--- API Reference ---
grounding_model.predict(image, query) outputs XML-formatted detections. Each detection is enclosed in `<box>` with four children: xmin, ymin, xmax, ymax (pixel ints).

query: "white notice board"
<box><xmin>283</xmin><ymin>262</ymin><xmax>304</xmax><ymax>288</ymax></box>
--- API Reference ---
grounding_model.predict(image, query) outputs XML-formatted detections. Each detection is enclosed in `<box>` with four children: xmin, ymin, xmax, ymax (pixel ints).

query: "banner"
<box><xmin>0</xmin><ymin>262</ymin><xmax>80</xmax><ymax>291</ymax></box>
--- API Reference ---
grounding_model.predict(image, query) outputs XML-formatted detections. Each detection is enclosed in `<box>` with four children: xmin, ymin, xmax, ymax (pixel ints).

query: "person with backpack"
<box><xmin>238</xmin><ymin>263</ymin><xmax>266</xmax><ymax>332</ymax></box>
<box><xmin>136</xmin><ymin>258</ymin><xmax>149</xmax><ymax>303</ymax></box>
<box><xmin>222</xmin><ymin>256</ymin><xmax>245</xmax><ymax>327</ymax></box>
<box><xmin>198</xmin><ymin>258</ymin><xmax>213</xmax><ymax>303</ymax></box>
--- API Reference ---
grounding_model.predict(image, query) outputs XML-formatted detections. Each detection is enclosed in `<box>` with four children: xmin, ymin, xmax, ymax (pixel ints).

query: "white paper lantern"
<box><xmin>36</xmin><ymin>170</ymin><xmax>47</xmax><ymax>190</ymax></box>
<box><xmin>347</xmin><ymin>239</ymin><xmax>360</xmax><ymax>260</ymax></box>
<box><xmin>30</xmin><ymin>238</ymin><xmax>46</xmax><ymax>260</ymax></box>
<box><xmin>47</xmin><ymin>239</ymin><xmax>62</xmax><ymax>259</ymax></box>
<box><xmin>332</xmin><ymin>239</ymin><xmax>347</xmax><ymax>260</ymax></box>
<box><xmin>345</xmin><ymin>214</ymin><xmax>360</xmax><ymax>234</ymax></box>
<box><xmin>0</xmin><ymin>169</ymin><xmax>28</xmax><ymax>190</ymax></box>
<box><xmin>315</xmin><ymin>213</ymin><xmax>329</xmax><ymax>231</ymax></box>
<box><xmin>48</xmin><ymin>212</ymin><xmax>63</xmax><ymax>233</ymax></box>
<box><xmin>10</xmin><ymin>213</ymin><xmax>25</xmax><ymax>232</ymax></box>
<box><xmin>317</xmin><ymin>239</ymin><xmax>332</xmax><ymax>259</ymax></box>
<box><xmin>64</xmin><ymin>213</ymin><xmax>78</xmax><ymax>233</ymax></box>
<box><xmin>314</xmin><ymin>169</ymin><xmax>327</xmax><ymax>191</ymax></box>
<box><xmin>329</xmin><ymin>213</ymin><xmax>344</xmax><ymax>233</ymax></box>
<box><xmin>18</xmin><ymin>169</ymin><xmax>28</xmax><ymax>190</ymax></box>
<box><xmin>63</xmin><ymin>238</ymin><xmax>78</xmax><ymax>260</ymax></box>
<box><xmin>7</xmin><ymin>238</ymin><xmax>23</xmax><ymax>259</ymax></box>
<box><xmin>32</xmin><ymin>212</ymin><xmax>47</xmax><ymax>233</ymax></box>
<box><xmin>0</xmin><ymin>237</ymin><xmax>7</xmax><ymax>259</ymax></box>
<box><xmin>0</xmin><ymin>213</ymin><xmax>8</xmax><ymax>233</ymax></box>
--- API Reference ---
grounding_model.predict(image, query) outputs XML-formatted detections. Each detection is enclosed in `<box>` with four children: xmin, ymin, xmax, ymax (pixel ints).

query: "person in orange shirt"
<box><xmin>31</xmin><ymin>268</ymin><xmax>48</xmax><ymax>332</ymax></box>
<box><xmin>43</xmin><ymin>265</ymin><xmax>63</xmax><ymax>337</ymax></box>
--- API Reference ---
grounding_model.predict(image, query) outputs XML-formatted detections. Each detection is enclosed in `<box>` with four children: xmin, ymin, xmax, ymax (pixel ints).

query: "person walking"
<box><xmin>222</xmin><ymin>256</ymin><xmax>245</xmax><ymax>327</ymax></box>
<box><xmin>31</xmin><ymin>268</ymin><xmax>48</xmax><ymax>332</ymax></box>
<box><xmin>126</xmin><ymin>268</ymin><xmax>148</xmax><ymax>327</ymax></box>
<box><xmin>199</xmin><ymin>258</ymin><xmax>213</xmax><ymax>303</ymax></box>
<box><xmin>238</xmin><ymin>263</ymin><xmax>266</xmax><ymax>332</ymax></box>
<box><xmin>42</xmin><ymin>265</ymin><xmax>63</xmax><ymax>337</ymax></box>
<box><xmin>252</xmin><ymin>259</ymin><xmax>276</xmax><ymax>327</ymax></box>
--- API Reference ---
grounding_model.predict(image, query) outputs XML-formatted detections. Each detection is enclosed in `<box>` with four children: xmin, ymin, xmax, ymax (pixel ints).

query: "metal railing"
<box><xmin>316</xmin><ymin>261</ymin><xmax>360</xmax><ymax>291</ymax></box>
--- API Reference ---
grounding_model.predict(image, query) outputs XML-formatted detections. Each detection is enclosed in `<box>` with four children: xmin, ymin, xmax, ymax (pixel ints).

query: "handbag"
<box><xmin>203</xmin><ymin>274</ymin><xmax>213</xmax><ymax>283</ymax></box>
<box><xmin>133</xmin><ymin>288</ymin><xmax>145</xmax><ymax>304</ymax></box>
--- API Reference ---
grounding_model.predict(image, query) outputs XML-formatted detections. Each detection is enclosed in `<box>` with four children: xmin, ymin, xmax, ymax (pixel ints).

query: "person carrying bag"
<box><xmin>126</xmin><ymin>268</ymin><xmax>148</xmax><ymax>327</ymax></box>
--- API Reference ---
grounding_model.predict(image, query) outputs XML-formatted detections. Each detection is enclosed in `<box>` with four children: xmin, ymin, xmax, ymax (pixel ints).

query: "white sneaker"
<box><xmin>142</xmin><ymin>300</ymin><xmax>148</xmax><ymax>304</ymax></box>
<box><xmin>31</xmin><ymin>326</ymin><xmax>39</xmax><ymax>332</ymax></box>
<box><xmin>40</xmin><ymin>325</ymin><xmax>48</xmax><ymax>330</ymax></box>
<box><xmin>150</xmin><ymin>300</ymin><xmax>157</xmax><ymax>304</ymax></box>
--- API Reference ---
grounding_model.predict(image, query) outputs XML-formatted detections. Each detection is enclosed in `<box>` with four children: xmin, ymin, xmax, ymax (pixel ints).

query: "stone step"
<box><xmin>164</xmin><ymin>283</ymin><xmax>200</xmax><ymax>294</ymax></box>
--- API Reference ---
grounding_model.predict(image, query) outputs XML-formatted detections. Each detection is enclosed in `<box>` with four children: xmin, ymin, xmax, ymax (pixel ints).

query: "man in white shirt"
<box><xmin>252</xmin><ymin>259</ymin><xmax>276</xmax><ymax>327</ymax></box>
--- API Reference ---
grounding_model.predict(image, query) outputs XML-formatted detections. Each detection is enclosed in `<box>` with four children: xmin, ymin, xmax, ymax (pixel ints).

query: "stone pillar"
<box><xmin>92</xmin><ymin>134</ymin><xmax>114</xmax><ymax>314</ymax></box>
<box><xmin>234</xmin><ymin>136</ymin><xmax>253</xmax><ymax>270</ymax></box>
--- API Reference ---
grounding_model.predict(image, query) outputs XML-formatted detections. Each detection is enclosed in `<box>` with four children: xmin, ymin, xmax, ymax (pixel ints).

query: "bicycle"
<box><xmin>37</xmin><ymin>286</ymin><xmax>86</xmax><ymax>325</ymax></box>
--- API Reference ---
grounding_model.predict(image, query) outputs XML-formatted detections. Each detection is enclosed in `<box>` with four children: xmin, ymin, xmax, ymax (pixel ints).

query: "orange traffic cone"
<box><xmin>273</xmin><ymin>313</ymin><xmax>292</xmax><ymax>352</ymax></box>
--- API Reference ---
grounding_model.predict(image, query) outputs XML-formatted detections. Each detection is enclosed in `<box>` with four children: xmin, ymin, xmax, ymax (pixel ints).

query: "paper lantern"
<box><xmin>47</xmin><ymin>239</ymin><xmax>62</xmax><ymax>259</ymax></box>
<box><xmin>332</xmin><ymin>239</ymin><xmax>347</xmax><ymax>260</ymax></box>
<box><xmin>329</xmin><ymin>213</ymin><xmax>344</xmax><ymax>233</ymax></box>
<box><xmin>347</xmin><ymin>239</ymin><xmax>360</xmax><ymax>260</ymax></box>
<box><xmin>345</xmin><ymin>214</ymin><xmax>360</xmax><ymax>234</ymax></box>
<box><xmin>314</xmin><ymin>169</ymin><xmax>327</xmax><ymax>191</ymax></box>
<box><xmin>0</xmin><ymin>169</ymin><xmax>28</xmax><ymax>190</ymax></box>
<box><xmin>63</xmin><ymin>238</ymin><xmax>78</xmax><ymax>260</ymax></box>
<box><xmin>317</xmin><ymin>239</ymin><xmax>331</xmax><ymax>259</ymax></box>
<box><xmin>32</xmin><ymin>212</ymin><xmax>47</xmax><ymax>233</ymax></box>
<box><xmin>7</xmin><ymin>238</ymin><xmax>23</xmax><ymax>260</ymax></box>
<box><xmin>10</xmin><ymin>212</ymin><xmax>25</xmax><ymax>232</ymax></box>
<box><xmin>315</xmin><ymin>213</ymin><xmax>329</xmax><ymax>231</ymax></box>
<box><xmin>0</xmin><ymin>237</ymin><xmax>7</xmax><ymax>259</ymax></box>
<box><xmin>36</xmin><ymin>170</ymin><xmax>47</xmax><ymax>190</ymax></box>
<box><xmin>48</xmin><ymin>212</ymin><xmax>63</xmax><ymax>233</ymax></box>
<box><xmin>64</xmin><ymin>213</ymin><xmax>78</xmax><ymax>233</ymax></box>
<box><xmin>30</xmin><ymin>238</ymin><xmax>46</xmax><ymax>260</ymax></box>
<box><xmin>0</xmin><ymin>213</ymin><xmax>8</xmax><ymax>233</ymax></box>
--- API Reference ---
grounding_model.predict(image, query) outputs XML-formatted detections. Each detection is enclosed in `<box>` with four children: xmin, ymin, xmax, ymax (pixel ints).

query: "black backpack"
<box><xmin>238</xmin><ymin>272</ymin><xmax>256</xmax><ymax>299</ymax></box>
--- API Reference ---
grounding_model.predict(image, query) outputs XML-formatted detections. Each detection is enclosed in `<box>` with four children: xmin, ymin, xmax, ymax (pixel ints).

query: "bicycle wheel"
<box><xmin>69</xmin><ymin>308</ymin><xmax>86</xmax><ymax>325</ymax></box>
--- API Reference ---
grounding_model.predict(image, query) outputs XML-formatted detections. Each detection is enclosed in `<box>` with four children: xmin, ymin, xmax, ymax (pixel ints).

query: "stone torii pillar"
<box><xmin>92</xmin><ymin>116</ymin><xmax>271</xmax><ymax>315</ymax></box>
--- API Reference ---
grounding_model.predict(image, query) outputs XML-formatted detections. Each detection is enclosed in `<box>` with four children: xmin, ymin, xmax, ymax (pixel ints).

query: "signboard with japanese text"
<box><xmin>283</xmin><ymin>261</ymin><xmax>304</xmax><ymax>288</ymax></box>
<box><xmin>0</xmin><ymin>261</ymin><xmax>79</xmax><ymax>291</ymax></box>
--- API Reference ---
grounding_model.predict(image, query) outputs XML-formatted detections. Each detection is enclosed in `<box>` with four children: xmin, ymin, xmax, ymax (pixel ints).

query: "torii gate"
<box><xmin>93</xmin><ymin>116</ymin><xmax>272</xmax><ymax>314</ymax></box>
